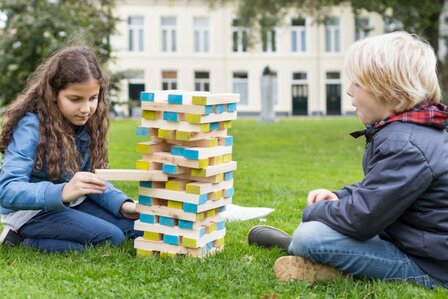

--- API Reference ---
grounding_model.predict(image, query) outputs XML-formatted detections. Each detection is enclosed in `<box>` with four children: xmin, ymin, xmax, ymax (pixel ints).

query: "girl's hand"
<box><xmin>307</xmin><ymin>189</ymin><xmax>339</xmax><ymax>206</ymax></box>
<box><xmin>61</xmin><ymin>172</ymin><xmax>106</xmax><ymax>203</ymax></box>
<box><xmin>120</xmin><ymin>201</ymin><xmax>139</xmax><ymax>220</ymax></box>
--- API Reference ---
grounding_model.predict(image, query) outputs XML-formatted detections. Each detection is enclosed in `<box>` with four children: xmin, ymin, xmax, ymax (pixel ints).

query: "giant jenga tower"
<box><xmin>97</xmin><ymin>90</ymin><xmax>238</xmax><ymax>257</ymax></box>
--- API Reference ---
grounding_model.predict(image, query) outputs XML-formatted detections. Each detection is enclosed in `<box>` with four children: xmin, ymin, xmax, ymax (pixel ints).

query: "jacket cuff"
<box><xmin>109</xmin><ymin>194</ymin><xmax>133</xmax><ymax>218</ymax></box>
<box><xmin>333</xmin><ymin>189</ymin><xmax>349</xmax><ymax>199</ymax></box>
<box><xmin>43</xmin><ymin>183</ymin><xmax>67</xmax><ymax>211</ymax></box>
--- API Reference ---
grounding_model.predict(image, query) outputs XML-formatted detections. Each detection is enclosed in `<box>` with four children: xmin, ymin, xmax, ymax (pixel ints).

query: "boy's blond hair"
<box><xmin>345</xmin><ymin>31</ymin><xmax>441</xmax><ymax>112</ymax></box>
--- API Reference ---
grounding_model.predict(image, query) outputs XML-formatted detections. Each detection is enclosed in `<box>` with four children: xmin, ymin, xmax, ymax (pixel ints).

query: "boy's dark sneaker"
<box><xmin>0</xmin><ymin>226</ymin><xmax>24</xmax><ymax>246</ymax></box>
<box><xmin>274</xmin><ymin>256</ymin><xmax>343</xmax><ymax>283</ymax></box>
<box><xmin>247</xmin><ymin>225</ymin><xmax>292</xmax><ymax>251</ymax></box>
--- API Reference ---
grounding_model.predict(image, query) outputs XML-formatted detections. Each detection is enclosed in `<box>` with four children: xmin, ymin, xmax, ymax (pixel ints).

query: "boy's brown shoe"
<box><xmin>274</xmin><ymin>256</ymin><xmax>343</xmax><ymax>283</ymax></box>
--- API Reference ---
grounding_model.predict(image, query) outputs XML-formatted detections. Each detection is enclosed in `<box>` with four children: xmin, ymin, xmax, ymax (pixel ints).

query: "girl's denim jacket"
<box><xmin>0</xmin><ymin>113</ymin><xmax>129</xmax><ymax>218</ymax></box>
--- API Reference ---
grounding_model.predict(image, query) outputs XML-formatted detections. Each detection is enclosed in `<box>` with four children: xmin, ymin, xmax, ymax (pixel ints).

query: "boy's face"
<box><xmin>57</xmin><ymin>80</ymin><xmax>100</xmax><ymax>126</ymax></box>
<box><xmin>347</xmin><ymin>82</ymin><xmax>394</xmax><ymax>125</ymax></box>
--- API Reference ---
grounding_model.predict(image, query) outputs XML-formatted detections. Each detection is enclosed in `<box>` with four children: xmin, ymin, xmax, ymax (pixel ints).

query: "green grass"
<box><xmin>1</xmin><ymin>118</ymin><xmax>447</xmax><ymax>298</ymax></box>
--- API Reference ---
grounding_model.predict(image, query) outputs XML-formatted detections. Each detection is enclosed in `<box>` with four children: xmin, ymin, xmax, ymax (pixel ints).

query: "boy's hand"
<box><xmin>307</xmin><ymin>189</ymin><xmax>339</xmax><ymax>206</ymax></box>
<box><xmin>61</xmin><ymin>172</ymin><xmax>106</xmax><ymax>203</ymax></box>
<box><xmin>120</xmin><ymin>201</ymin><xmax>139</xmax><ymax>220</ymax></box>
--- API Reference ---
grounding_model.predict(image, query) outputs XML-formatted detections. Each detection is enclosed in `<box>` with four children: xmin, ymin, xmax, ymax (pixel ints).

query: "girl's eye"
<box><xmin>89</xmin><ymin>96</ymin><xmax>98</xmax><ymax>102</ymax></box>
<box><xmin>69</xmin><ymin>97</ymin><xmax>81</xmax><ymax>102</ymax></box>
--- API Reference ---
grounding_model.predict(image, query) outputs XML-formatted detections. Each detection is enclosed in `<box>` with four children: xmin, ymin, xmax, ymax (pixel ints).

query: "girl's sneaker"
<box><xmin>273</xmin><ymin>256</ymin><xmax>343</xmax><ymax>283</ymax></box>
<box><xmin>0</xmin><ymin>226</ymin><xmax>24</xmax><ymax>246</ymax></box>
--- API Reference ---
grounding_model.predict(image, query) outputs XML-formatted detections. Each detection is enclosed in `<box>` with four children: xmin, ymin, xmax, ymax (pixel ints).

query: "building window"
<box><xmin>194</xmin><ymin>71</ymin><xmax>210</xmax><ymax>91</ymax></box>
<box><xmin>325</xmin><ymin>17</ymin><xmax>340</xmax><ymax>52</ymax></box>
<box><xmin>232</xmin><ymin>19</ymin><xmax>249</xmax><ymax>53</ymax></box>
<box><xmin>161</xmin><ymin>17</ymin><xmax>177</xmax><ymax>52</ymax></box>
<box><xmin>262</xmin><ymin>28</ymin><xmax>277</xmax><ymax>52</ymax></box>
<box><xmin>232</xmin><ymin>72</ymin><xmax>248</xmax><ymax>105</ymax></box>
<box><xmin>326</xmin><ymin>72</ymin><xmax>341</xmax><ymax>115</ymax></box>
<box><xmin>292</xmin><ymin>72</ymin><xmax>309</xmax><ymax>115</ymax></box>
<box><xmin>162</xmin><ymin>71</ymin><xmax>177</xmax><ymax>90</ymax></box>
<box><xmin>128</xmin><ymin>16</ymin><xmax>144</xmax><ymax>52</ymax></box>
<box><xmin>194</xmin><ymin>17</ymin><xmax>209</xmax><ymax>53</ymax></box>
<box><xmin>291</xmin><ymin>17</ymin><xmax>307</xmax><ymax>52</ymax></box>
<box><xmin>355</xmin><ymin>17</ymin><xmax>371</xmax><ymax>40</ymax></box>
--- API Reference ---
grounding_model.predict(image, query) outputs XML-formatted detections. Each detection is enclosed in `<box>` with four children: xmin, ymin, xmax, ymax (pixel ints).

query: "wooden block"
<box><xmin>136</xmin><ymin>126</ymin><xmax>150</xmax><ymax>136</ymax></box>
<box><xmin>209</xmin><ymin>155</ymin><xmax>223</xmax><ymax>166</ymax></box>
<box><xmin>162</xmin><ymin>163</ymin><xmax>186</xmax><ymax>175</ymax></box>
<box><xmin>227</xmin><ymin>103</ymin><xmax>237</xmax><ymax>112</ymax></box>
<box><xmin>143</xmin><ymin>231</ymin><xmax>162</xmax><ymax>241</ymax></box>
<box><xmin>167</xmin><ymin>200</ymin><xmax>183</xmax><ymax>210</ymax></box>
<box><xmin>135</xmin><ymin>221</ymin><xmax>210</xmax><ymax>239</ymax></box>
<box><xmin>163</xmin><ymin>234</ymin><xmax>180</xmax><ymax>245</ymax></box>
<box><xmin>183</xmin><ymin>146</ymin><xmax>232</xmax><ymax>160</ymax></box>
<box><xmin>95</xmin><ymin>169</ymin><xmax>168</xmax><ymax>181</ymax></box>
<box><xmin>185</xmin><ymin>180</ymin><xmax>233</xmax><ymax>195</ymax></box>
<box><xmin>158</xmin><ymin>129</ymin><xmax>176</xmax><ymax>139</ymax></box>
<box><xmin>163</xmin><ymin>111</ymin><xmax>179</xmax><ymax>122</ymax></box>
<box><xmin>192</xmin><ymin>93</ymin><xmax>240</xmax><ymax>105</ymax></box>
<box><xmin>218</xmin><ymin>136</ymin><xmax>233</xmax><ymax>146</ymax></box>
<box><xmin>181</xmin><ymin>237</ymin><xmax>198</xmax><ymax>248</ymax></box>
<box><xmin>214</xmin><ymin>237</ymin><xmax>225</xmax><ymax>247</ymax></box>
<box><xmin>220</xmin><ymin>121</ymin><xmax>232</xmax><ymax>129</ymax></box>
<box><xmin>166</xmin><ymin>138</ymin><xmax>218</xmax><ymax>148</ymax></box>
<box><xmin>214</xmin><ymin>104</ymin><xmax>225</xmax><ymax>114</ymax></box>
<box><xmin>150</xmin><ymin>152</ymin><xmax>208</xmax><ymax>169</ymax></box>
<box><xmin>174</xmin><ymin>129</ymin><xmax>228</xmax><ymax>141</ymax></box>
<box><xmin>136</xmin><ymin>141</ymin><xmax>168</xmax><ymax>154</ymax></box>
<box><xmin>141</xmin><ymin>101</ymin><xmax>214</xmax><ymax>114</ymax></box>
<box><xmin>165</xmin><ymin>179</ymin><xmax>189</xmax><ymax>191</ymax></box>
<box><xmin>142</xmin><ymin>110</ymin><xmax>160</xmax><ymax>120</ymax></box>
<box><xmin>136</xmin><ymin>249</ymin><xmax>153</xmax><ymax>257</ymax></box>
<box><xmin>141</xmin><ymin>119</ymin><xmax>210</xmax><ymax>133</ymax></box>
<box><xmin>186</xmin><ymin>111</ymin><xmax>237</xmax><ymax>124</ymax></box>
<box><xmin>223</xmin><ymin>154</ymin><xmax>232</xmax><ymax>163</ymax></box>
<box><xmin>170</xmin><ymin>172</ymin><xmax>224</xmax><ymax>183</ymax></box>
<box><xmin>138</xmin><ymin>186</ymin><xmax>207</xmax><ymax>205</ymax></box>
<box><xmin>140</xmin><ymin>91</ymin><xmax>154</xmax><ymax>102</ymax></box>
<box><xmin>135</xmin><ymin>159</ymin><xmax>151</xmax><ymax>170</ymax></box>
<box><xmin>190</xmin><ymin>161</ymin><xmax>237</xmax><ymax>178</ymax></box>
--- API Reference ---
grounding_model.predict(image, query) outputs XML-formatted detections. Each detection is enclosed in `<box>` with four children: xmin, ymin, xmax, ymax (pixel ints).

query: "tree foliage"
<box><xmin>0</xmin><ymin>0</ymin><xmax>120</xmax><ymax>106</ymax></box>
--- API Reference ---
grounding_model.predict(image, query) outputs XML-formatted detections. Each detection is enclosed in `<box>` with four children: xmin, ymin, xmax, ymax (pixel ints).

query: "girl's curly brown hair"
<box><xmin>0</xmin><ymin>46</ymin><xmax>110</xmax><ymax>180</ymax></box>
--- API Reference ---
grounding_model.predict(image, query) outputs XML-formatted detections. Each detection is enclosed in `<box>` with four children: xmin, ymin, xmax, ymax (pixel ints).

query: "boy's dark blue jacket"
<box><xmin>302</xmin><ymin>106</ymin><xmax>448</xmax><ymax>282</ymax></box>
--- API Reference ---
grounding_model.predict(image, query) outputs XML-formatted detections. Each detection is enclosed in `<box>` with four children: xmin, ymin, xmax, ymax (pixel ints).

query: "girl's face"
<box><xmin>57</xmin><ymin>80</ymin><xmax>100</xmax><ymax>126</ymax></box>
<box><xmin>346</xmin><ymin>82</ymin><xmax>395</xmax><ymax>125</ymax></box>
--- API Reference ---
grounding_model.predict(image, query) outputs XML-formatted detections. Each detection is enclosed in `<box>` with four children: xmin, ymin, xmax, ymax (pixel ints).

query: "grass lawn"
<box><xmin>1</xmin><ymin>117</ymin><xmax>447</xmax><ymax>298</ymax></box>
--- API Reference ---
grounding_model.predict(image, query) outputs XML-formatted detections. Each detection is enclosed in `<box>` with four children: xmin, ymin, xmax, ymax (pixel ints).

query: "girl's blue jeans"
<box><xmin>18</xmin><ymin>198</ymin><xmax>142</xmax><ymax>252</ymax></box>
<box><xmin>288</xmin><ymin>221</ymin><xmax>448</xmax><ymax>289</ymax></box>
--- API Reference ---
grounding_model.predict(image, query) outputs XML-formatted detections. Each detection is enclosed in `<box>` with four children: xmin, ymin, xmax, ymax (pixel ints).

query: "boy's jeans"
<box><xmin>18</xmin><ymin>198</ymin><xmax>142</xmax><ymax>252</ymax></box>
<box><xmin>288</xmin><ymin>221</ymin><xmax>448</xmax><ymax>289</ymax></box>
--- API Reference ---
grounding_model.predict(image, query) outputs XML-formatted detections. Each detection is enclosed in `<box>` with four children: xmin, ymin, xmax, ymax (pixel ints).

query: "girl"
<box><xmin>0</xmin><ymin>46</ymin><xmax>141</xmax><ymax>252</ymax></box>
<box><xmin>248</xmin><ymin>32</ymin><xmax>448</xmax><ymax>289</ymax></box>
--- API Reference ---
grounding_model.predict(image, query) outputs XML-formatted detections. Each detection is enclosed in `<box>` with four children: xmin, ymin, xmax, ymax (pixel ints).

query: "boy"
<box><xmin>248</xmin><ymin>32</ymin><xmax>448</xmax><ymax>289</ymax></box>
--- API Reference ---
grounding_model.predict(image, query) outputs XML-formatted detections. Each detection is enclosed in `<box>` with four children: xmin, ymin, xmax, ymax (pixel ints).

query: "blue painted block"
<box><xmin>140</xmin><ymin>214</ymin><xmax>155</xmax><ymax>224</ymax></box>
<box><xmin>136</xmin><ymin>126</ymin><xmax>150</xmax><ymax>136</ymax></box>
<box><xmin>224</xmin><ymin>136</ymin><xmax>233</xmax><ymax>146</ymax></box>
<box><xmin>199</xmin><ymin>227</ymin><xmax>206</xmax><ymax>237</ymax></box>
<box><xmin>138</xmin><ymin>195</ymin><xmax>152</xmax><ymax>206</ymax></box>
<box><xmin>163</xmin><ymin>111</ymin><xmax>178</xmax><ymax>122</ymax></box>
<box><xmin>217</xmin><ymin>219</ymin><xmax>226</xmax><ymax>230</ymax></box>
<box><xmin>159</xmin><ymin>216</ymin><xmax>175</xmax><ymax>227</ymax></box>
<box><xmin>178</xmin><ymin>219</ymin><xmax>194</xmax><ymax>229</ymax></box>
<box><xmin>218</xmin><ymin>206</ymin><xmax>226</xmax><ymax>213</ymax></box>
<box><xmin>215</xmin><ymin>104</ymin><xmax>225</xmax><ymax>114</ymax></box>
<box><xmin>210</xmin><ymin>122</ymin><xmax>220</xmax><ymax>131</ymax></box>
<box><xmin>204</xmin><ymin>105</ymin><xmax>213</xmax><ymax>115</ymax></box>
<box><xmin>202</xmin><ymin>247</ymin><xmax>207</xmax><ymax>255</ymax></box>
<box><xmin>163</xmin><ymin>234</ymin><xmax>179</xmax><ymax>245</ymax></box>
<box><xmin>224</xmin><ymin>171</ymin><xmax>233</xmax><ymax>181</ymax></box>
<box><xmin>170</xmin><ymin>146</ymin><xmax>185</xmax><ymax>156</ymax></box>
<box><xmin>162</xmin><ymin>163</ymin><xmax>177</xmax><ymax>174</ymax></box>
<box><xmin>224</xmin><ymin>188</ymin><xmax>234</xmax><ymax>197</ymax></box>
<box><xmin>168</xmin><ymin>94</ymin><xmax>183</xmax><ymax>104</ymax></box>
<box><xmin>227</xmin><ymin>103</ymin><xmax>237</xmax><ymax>112</ymax></box>
<box><xmin>140</xmin><ymin>92</ymin><xmax>154</xmax><ymax>102</ymax></box>
<box><xmin>207</xmin><ymin>241</ymin><xmax>214</xmax><ymax>250</ymax></box>
<box><xmin>183</xmin><ymin>149</ymin><xmax>199</xmax><ymax>160</ymax></box>
<box><xmin>199</xmin><ymin>194</ymin><xmax>208</xmax><ymax>205</ymax></box>
<box><xmin>183</xmin><ymin>203</ymin><xmax>198</xmax><ymax>213</ymax></box>
<box><xmin>139</xmin><ymin>181</ymin><xmax>152</xmax><ymax>188</ymax></box>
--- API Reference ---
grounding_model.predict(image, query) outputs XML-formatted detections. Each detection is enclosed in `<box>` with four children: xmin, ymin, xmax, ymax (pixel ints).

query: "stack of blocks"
<box><xmin>133</xmin><ymin>90</ymin><xmax>239</xmax><ymax>257</ymax></box>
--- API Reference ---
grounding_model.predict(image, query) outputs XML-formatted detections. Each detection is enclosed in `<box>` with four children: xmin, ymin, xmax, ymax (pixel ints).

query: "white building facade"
<box><xmin>111</xmin><ymin>0</ymin><xmax>384</xmax><ymax>116</ymax></box>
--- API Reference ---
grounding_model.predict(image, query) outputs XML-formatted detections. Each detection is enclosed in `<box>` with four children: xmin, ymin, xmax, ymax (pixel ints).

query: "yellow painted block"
<box><xmin>214</xmin><ymin>237</ymin><xmax>225</xmax><ymax>247</ymax></box>
<box><xmin>186</xmin><ymin>183</ymin><xmax>201</xmax><ymax>194</ymax></box>
<box><xmin>135</xmin><ymin>159</ymin><xmax>151</xmax><ymax>170</ymax></box>
<box><xmin>223</xmin><ymin>154</ymin><xmax>232</xmax><ymax>163</ymax></box>
<box><xmin>176</xmin><ymin>131</ymin><xmax>192</xmax><ymax>141</ymax></box>
<box><xmin>137</xmin><ymin>249</ymin><xmax>153</xmax><ymax>257</ymax></box>
<box><xmin>192</xmin><ymin>96</ymin><xmax>207</xmax><ymax>105</ymax></box>
<box><xmin>213</xmin><ymin>190</ymin><xmax>223</xmax><ymax>200</ymax></box>
<box><xmin>200</xmin><ymin>123</ymin><xmax>210</xmax><ymax>132</ymax></box>
<box><xmin>198</xmin><ymin>159</ymin><xmax>209</xmax><ymax>169</ymax></box>
<box><xmin>191</xmin><ymin>168</ymin><xmax>206</xmax><ymax>177</ymax></box>
<box><xmin>166</xmin><ymin>180</ymin><xmax>187</xmax><ymax>191</ymax></box>
<box><xmin>167</xmin><ymin>200</ymin><xmax>183</xmax><ymax>210</ymax></box>
<box><xmin>158</xmin><ymin>129</ymin><xmax>175</xmax><ymax>139</ymax></box>
<box><xmin>142</xmin><ymin>110</ymin><xmax>157</xmax><ymax>120</ymax></box>
<box><xmin>214</xmin><ymin>173</ymin><xmax>224</xmax><ymax>183</ymax></box>
<box><xmin>160</xmin><ymin>252</ymin><xmax>177</xmax><ymax>257</ymax></box>
<box><xmin>206</xmin><ymin>223</ymin><xmax>217</xmax><ymax>234</ymax></box>
<box><xmin>196</xmin><ymin>212</ymin><xmax>205</xmax><ymax>221</ymax></box>
<box><xmin>182</xmin><ymin>237</ymin><xmax>198</xmax><ymax>248</ymax></box>
<box><xmin>186</xmin><ymin>114</ymin><xmax>202</xmax><ymax>124</ymax></box>
<box><xmin>143</xmin><ymin>231</ymin><xmax>162</xmax><ymax>241</ymax></box>
<box><xmin>208</xmin><ymin>138</ymin><xmax>219</xmax><ymax>147</ymax></box>
<box><xmin>222</xmin><ymin>121</ymin><xmax>232</xmax><ymax>129</ymax></box>
<box><xmin>206</xmin><ymin>209</ymin><xmax>217</xmax><ymax>218</ymax></box>
<box><xmin>136</xmin><ymin>142</ymin><xmax>150</xmax><ymax>154</ymax></box>
<box><xmin>209</xmin><ymin>155</ymin><xmax>223</xmax><ymax>166</ymax></box>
